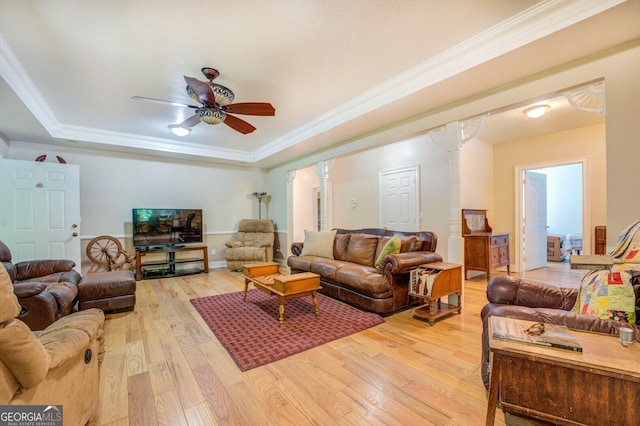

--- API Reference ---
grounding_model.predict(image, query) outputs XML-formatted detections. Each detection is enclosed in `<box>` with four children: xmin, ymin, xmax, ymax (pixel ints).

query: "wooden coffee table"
<box><xmin>486</xmin><ymin>316</ymin><xmax>640</xmax><ymax>425</ymax></box>
<box><xmin>242</xmin><ymin>262</ymin><xmax>321</xmax><ymax>327</ymax></box>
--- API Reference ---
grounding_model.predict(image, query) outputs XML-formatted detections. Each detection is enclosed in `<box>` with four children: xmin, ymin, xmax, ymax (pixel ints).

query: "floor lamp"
<box><xmin>252</xmin><ymin>192</ymin><xmax>267</xmax><ymax>219</ymax></box>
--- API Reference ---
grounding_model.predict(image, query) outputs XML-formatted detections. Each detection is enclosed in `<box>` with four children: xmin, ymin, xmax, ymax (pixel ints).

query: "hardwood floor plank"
<box><xmin>226</xmin><ymin>381</ymin><xmax>282</xmax><ymax>426</ymax></box>
<box><xmin>99</xmin><ymin>355</ymin><xmax>128</xmax><ymax>424</ymax></box>
<box><xmin>272</xmin><ymin>357</ymin><xmax>353</xmax><ymax>420</ymax></box>
<box><xmin>273</xmin><ymin>376</ymin><xmax>339</xmax><ymax>424</ymax></box>
<box><xmin>127</xmin><ymin>372</ymin><xmax>158</xmax><ymax>426</ymax></box>
<box><xmin>192</xmin><ymin>364</ymin><xmax>249</xmax><ymax>425</ymax></box>
<box><xmin>183</xmin><ymin>402</ymin><xmax>218</xmax><ymax>426</ymax></box>
<box><xmin>97</xmin><ymin>266</ymin><xmax>581</xmax><ymax>425</ymax></box>
<box><xmin>175</xmin><ymin>333</ymin><xmax>209</xmax><ymax>370</ymax></box>
<box><xmin>242</xmin><ymin>366</ymin><xmax>289</xmax><ymax>412</ymax></box>
<box><xmin>342</xmin><ymin>359</ymin><xmax>451</xmax><ymax>424</ymax></box>
<box><xmin>161</xmin><ymin>336</ymin><xmax>206</xmax><ymax>409</ymax></box>
<box><xmin>154</xmin><ymin>390</ymin><xmax>189</xmax><ymax>426</ymax></box>
<box><xmin>197</xmin><ymin>341</ymin><xmax>245</xmax><ymax>386</ymax></box>
<box><xmin>148</xmin><ymin>362</ymin><xmax>175</xmax><ymax>395</ymax></box>
<box><xmin>125</xmin><ymin>339</ymin><xmax>148</xmax><ymax>376</ymax></box>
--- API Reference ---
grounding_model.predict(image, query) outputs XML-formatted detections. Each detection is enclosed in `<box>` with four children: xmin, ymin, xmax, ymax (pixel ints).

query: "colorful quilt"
<box><xmin>572</xmin><ymin>220</ymin><xmax>640</xmax><ymax>324</ymax></box>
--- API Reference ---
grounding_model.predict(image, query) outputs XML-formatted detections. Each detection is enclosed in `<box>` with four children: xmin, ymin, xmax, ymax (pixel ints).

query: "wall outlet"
<box><xmin>210</xmin><ymin>248</ymin><xmax>216</xmax><ymax>255</ymax></box>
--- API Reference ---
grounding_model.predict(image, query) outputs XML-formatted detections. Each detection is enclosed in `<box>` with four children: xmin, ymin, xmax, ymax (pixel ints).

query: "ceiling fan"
<box><xmin>133</xmin><ymin>67</ymin><xmax>275</xmax><ymax>135</ymax></box>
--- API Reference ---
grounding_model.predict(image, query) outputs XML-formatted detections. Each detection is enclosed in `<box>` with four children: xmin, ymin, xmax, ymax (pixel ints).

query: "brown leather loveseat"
<box><xmin>0</xmin><ymin>240</ymin><xmax>81</xmax><ymax>330</ymax></box>
<box><xmin>288</xmin><ymin>228</ymin><xmax>441</xmax><ymax>315</ymax></box>
<box><xmin>480</xmin><ymin>275</ymin><xmax>640</xmax><ymax>389</ymax></box>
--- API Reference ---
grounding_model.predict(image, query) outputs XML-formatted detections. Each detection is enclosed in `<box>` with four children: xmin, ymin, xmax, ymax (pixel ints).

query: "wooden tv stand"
<box><xmin>135</xmin><ymin>245</ymin><xmax>209</xmax><ymax>280</ymax></box>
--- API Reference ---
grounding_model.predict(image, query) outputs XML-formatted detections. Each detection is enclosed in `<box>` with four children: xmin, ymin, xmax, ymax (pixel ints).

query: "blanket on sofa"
<box><xmin>572</xmin><ymin>219</ymin><xmax>640</xmax><ymax>324</ymax></box>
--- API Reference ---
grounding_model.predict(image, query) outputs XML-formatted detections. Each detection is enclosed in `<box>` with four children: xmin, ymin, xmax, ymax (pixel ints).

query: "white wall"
<box><xmin>291</xmin><ymin>166</ymin><xmax>318</xmax><ymax>243</ymax></box>
<box><xmin>284</xmin><ymin>133</ymin><xmax>451</xmax><ymax>258</ymax></box>
<box><xmin>6</xmin><ymin>142</ymin><xmax>269</xmax><ymax>270</ymax></box>
<box><xmin>0</xmin><ymin>135</ymin><xmax>8</xmax><ymax>158</ymax></box>
<box><xmin>532</xmin><ymin>164</ymin><xmax>583</xmax><ymax>236</ymax></box>
<box><xmin>461</xmin><ymin>138</ymin><xmax>494</xmax><ymax>223</ymax></box>
<box><xmin>493</xmin><ymin>124</ymin><xmax>606</xmax><ymax>263</ymax></box>
<box><xmin>604</xmin><ymin>42</ymin><xmax>640</xmax><ymax>244</ymax></box>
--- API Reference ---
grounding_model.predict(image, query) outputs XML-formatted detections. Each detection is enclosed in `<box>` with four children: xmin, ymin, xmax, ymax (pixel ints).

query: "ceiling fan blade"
<box><xmin>223</xmin><ymin>114</ymin><xmax>256</xmax><ymax>134</ymax></box>
<box><xmin>132</xmin><ymin>96</ymin><xmax>196</xmax><ymax>109</ymax></box>
<box><xmin>184</xmin><ymin>76</ymin><xmax>216</xmax><ymax>106</ymax></box>
<box><xmin>179</xmin><ymin>115</ymin><xmax>202</xmax><ymax>128</ymax></box>
<box><xmin>223</xmin><ymin>102</ymin><xmax>276</xmax><ymax>116</ymax></box>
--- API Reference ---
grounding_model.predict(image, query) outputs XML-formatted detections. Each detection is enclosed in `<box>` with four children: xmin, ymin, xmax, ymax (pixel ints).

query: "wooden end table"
<box><xmin>409</xmin><ymin>262</ymin><xmax>462</xmax><ymax>325</ymax></box>
<box><xmin>241</xmin><ymin>262</ymin><xmax>321</xmax><ymax>327</ymax></box>
<box><xmin>486</xmin><ymin>316</ymin><xmax>640</xmax><ymax>425</ymax></box>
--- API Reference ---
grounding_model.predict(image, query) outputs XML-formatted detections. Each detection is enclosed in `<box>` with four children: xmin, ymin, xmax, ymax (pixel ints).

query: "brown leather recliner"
<box><xmin>0</xmin><ymin>240</ymin><xmax>81</xmax><ymax>330</ymax></box>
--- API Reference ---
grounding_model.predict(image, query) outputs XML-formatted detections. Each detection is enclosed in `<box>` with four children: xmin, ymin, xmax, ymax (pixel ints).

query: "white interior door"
<box><xmin>0</xmin><ymin>159</ymin><xmax>81</xmax><ymax>269</ymax></box>
<box><xmin>524</xmin><ymin>170</ymin><xmax>547</xmax><ymax>271</ymax></box>
<box><xmin>379</xmin><ymin>166</ymin><xmax>418</xmax><ymax>231</ymax></box>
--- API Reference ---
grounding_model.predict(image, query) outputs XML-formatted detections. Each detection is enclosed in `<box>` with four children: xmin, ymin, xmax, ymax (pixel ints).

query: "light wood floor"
<box><xmin>97</xmin><ymin>266</ymin><xmax>582</xmax><ymax>425</ymax></box>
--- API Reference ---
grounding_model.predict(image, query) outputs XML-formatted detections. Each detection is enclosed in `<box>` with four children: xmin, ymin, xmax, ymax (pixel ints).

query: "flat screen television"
<box><xmin>132</xmin><ymin>208</ymin><xmax>203</xmax><ymax>248</ymax></box>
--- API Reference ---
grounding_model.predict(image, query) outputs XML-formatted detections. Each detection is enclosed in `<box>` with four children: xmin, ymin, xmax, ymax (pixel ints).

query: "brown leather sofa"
<box><xmin>0</xmin><ymin>240</ymin><xmax>81</xmax><ymax>330</ymax></box>
<box><xmin>0</xmin><ymin>263</ymin><xmax>105</xmax><ymax>426</ymax></box>
<box><xmin>288</xmin><ymin>228</ymin><xmax>441</xmax><ymax>315</ymax></box>
<box><xmin>480</xmin><ymin>275</ymin><xmax>640</xmax><ymax>389</ymax></box>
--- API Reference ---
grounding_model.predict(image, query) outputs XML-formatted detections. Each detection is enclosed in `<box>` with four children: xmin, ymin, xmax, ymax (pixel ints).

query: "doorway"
<box><xmin>515</xmin><ymin>158</ymin><xmax>589</xmax><ymax>273</ymax></box>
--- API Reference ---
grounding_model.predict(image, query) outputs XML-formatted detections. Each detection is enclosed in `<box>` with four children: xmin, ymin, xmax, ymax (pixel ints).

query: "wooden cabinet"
<box><xmin>595</xmin><ymin>226</ymin><xmax>607</xmax><ymax>255</ymax></box>
<box><xmin>464</xmin><ymin>234</ymin><xmax>510</xmax><ymax>280</ymax></box>
<box><xmin>135</xmin><ymin>245</ymin><xmax>209</xmax><ymax>280</ymax></box>
<box><xmin>547</xmin><ymin>235</ymin><xmax>563</xmax><ymax>261</ymax></box>
<box><xmin>409</xmin><ymin>262</ymin><xmax>462</xmax><ymax>325</ymax></box>
<box><xmin>461</xmin><ymin>209</ymin><xmax>510</xmax><ymax>281</ymax></box>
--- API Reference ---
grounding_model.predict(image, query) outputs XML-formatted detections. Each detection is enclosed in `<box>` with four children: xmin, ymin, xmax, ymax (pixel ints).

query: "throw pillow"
<box><xmin>375</xmin><ymin>234</ymin><xmax>401</xmax><ymax>269</ymax></box>
<box><xmin>300</xmin><ymin>230</ymin><xmax>337</xmax><ymax>259</ymax></box>
<box><xmin>345</xmin><ymin>234</ymin><xmax>379</xmax><ymax>267</ymax></box>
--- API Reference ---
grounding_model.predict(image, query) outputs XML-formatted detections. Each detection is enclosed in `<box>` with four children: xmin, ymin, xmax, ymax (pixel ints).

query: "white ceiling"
<box><xmin>1</xmin><ymin>1</ymin><xmax>637</xmax><ymax>169</ymax></box>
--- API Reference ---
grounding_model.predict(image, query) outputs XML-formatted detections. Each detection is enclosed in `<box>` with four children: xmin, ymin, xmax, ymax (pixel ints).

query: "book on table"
<box><xmin>491</xmin><ymin>316</ymin><xmax>583</xmax><ymax>352</ymax></box>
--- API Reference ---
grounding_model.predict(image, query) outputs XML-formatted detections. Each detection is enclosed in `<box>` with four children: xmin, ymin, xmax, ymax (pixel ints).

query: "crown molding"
<box><xmin>0</xmin><ymin>0</ymin><xmax>626</xmax><ymax>165</ymax></box>
<box><xmin>253</xmin><ymin>0</ymin><xmax>626</xmax><ymax>162</ymax></box>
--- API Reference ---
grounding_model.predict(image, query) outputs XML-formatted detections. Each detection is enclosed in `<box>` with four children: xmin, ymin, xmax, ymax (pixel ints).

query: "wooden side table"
<box><xmin>486</xmin><ymin>316</ymin><xmax>640</xmax><ymax>425</ymax></box>
<box><xmin>409</xmin><ymin>262</ymin><xmax>462</xmax><ymax>325</ymax></box>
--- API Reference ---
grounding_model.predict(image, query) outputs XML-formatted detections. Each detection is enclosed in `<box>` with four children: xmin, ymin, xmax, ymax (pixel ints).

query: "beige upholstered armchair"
<box><xmin>225</xmin><ymin>219</ymin><xmax>275</xmax><ymax>270</ymax></box>
<box><xmin>0</xmin><ymin>263</ymin><xmax>105</xmax><ymax>426</ymax></box>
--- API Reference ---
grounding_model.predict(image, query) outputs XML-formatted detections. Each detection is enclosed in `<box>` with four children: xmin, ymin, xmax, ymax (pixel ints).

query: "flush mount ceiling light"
<box><xmin>168</xmin><ymin>124</ymin><xmax>191</xmax><ymax>137</ymax></box>
<box><xmin>523</xmin><ymin>104</ymin><xmax>551</xmax><ymax>119</ymax></box>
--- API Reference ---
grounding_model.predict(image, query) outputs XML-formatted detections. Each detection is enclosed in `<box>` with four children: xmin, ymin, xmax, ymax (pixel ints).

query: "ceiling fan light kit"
<box><xmin>523</xmin><ymin>104</ymin><xmax>550</xmax><ymax>119</ymax></box>
<box><xmin>196</xmin><ymin>108</ymin><xmax>226</xmax><ymax>125</ymax></box>
<box><xmin>169</xmin><ymin>125</ymin><xmax>191</xmax><ymax>137</ymax></box>
<box><xmin>186</xmin><ymin>84</ymin><xmax>235</xmax><ymax>106</ymax></box>
<box><xmin>134</xmin><ymin>67</ymin><xmax>275</xmax><ymax>135</ymax></box>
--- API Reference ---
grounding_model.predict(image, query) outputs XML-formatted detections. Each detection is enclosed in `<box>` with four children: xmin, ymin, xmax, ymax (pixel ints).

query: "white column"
<box><xmin>313</xmin><ymin>159</ymin><xmax>334</xmax><ymax>231</ymax></box>
<box><xmin>285</xmin><ymin>170</ymin><xmax>296</xmax><ymax>260</ymax></box>
<box><xmin>446</xmin><ymin>121</ymin><xmax>464</xmax><ymax>266</ymax></box>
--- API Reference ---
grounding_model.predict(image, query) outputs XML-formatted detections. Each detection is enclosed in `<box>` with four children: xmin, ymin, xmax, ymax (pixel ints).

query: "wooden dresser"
<box><xmin>462</xmin><ymin>209</ymin><xmax>510</xmax><ymax>280</ymax></box>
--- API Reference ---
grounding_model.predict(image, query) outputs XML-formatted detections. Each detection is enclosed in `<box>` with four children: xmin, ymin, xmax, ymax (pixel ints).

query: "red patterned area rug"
<box><xmin>190</xmin><ymin>289</ymin><xmax>385</xmax><ymax>371</ymax></box>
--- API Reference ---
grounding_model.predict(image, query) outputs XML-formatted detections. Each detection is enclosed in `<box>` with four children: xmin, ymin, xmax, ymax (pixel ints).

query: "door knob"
<box><xmin>72</xmin><ymin>232</ymin><xmax>78</xmax><ymax>237</ymax></box>
<box><xmin>72</xmin><ymin>224</ymin><xmax>78</xmax><ymax>228</ymax></box>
